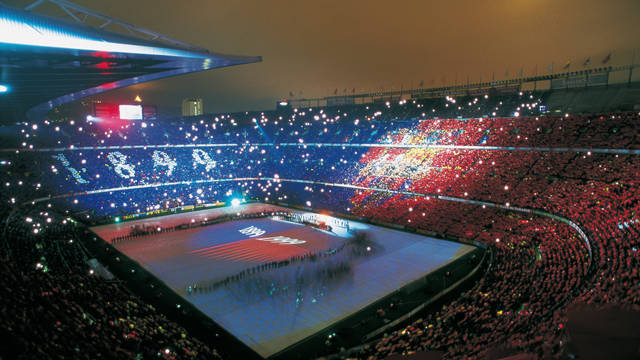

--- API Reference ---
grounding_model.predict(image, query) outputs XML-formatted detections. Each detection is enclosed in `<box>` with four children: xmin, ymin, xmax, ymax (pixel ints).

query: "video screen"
<box><xmin>118</xmin><ymin>104</ymin><xmax>143</xmax><ymax>120</ymax></box>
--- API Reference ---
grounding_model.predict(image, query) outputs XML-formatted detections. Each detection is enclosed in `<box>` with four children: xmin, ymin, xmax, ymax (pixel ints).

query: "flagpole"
<box><xmin>628</xmin><ymin>48</ymin><xmax>635</xmax><ymax>86</ymax></box>
<box><xmin>585</xmin><ymin>67</ymin><xmax>589</xmax><ymax>89</ymax></box>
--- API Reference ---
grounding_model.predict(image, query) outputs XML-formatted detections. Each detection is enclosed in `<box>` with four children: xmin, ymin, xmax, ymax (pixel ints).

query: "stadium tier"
<box><xmin>1</xmin><ymin>90</ymin><xmax>639</xmax><ymax>359</ymax></box>
<box><xmin>0</xmin><ymin>2</ymin><xmax>260</xmax><ymax>124</ymax></box>
<box><xmin>2</xmin><ymin>2</ymin><xmax>639</xmax><ymax>359</ymax></box>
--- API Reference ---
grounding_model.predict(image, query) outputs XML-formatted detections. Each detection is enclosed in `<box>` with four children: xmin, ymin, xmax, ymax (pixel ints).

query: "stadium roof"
<box><xmin>0</xmin><ymin>0</ymin><xmax>261</xmax><ymax>123</ymax></box>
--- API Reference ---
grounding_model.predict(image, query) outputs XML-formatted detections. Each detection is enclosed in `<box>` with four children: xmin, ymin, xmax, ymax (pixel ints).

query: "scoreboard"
<box><xmin>93</xmin><ymin>103</ymin><xmax>157</xmax><ymax>121</ymax></box>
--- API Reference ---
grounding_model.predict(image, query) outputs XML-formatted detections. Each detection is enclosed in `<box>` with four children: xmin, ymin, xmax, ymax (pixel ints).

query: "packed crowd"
<box><xmin>347</xmin><ymin>198</ymin><xmax>590</xmax><ymax>359</ymax></box>
<box><xmin>0</xmin><ymin>91</ymin><xmax>638</xmax><ymax>359</ymax></box>
<box><xmin>0</xmin><ymin>205</ymin><xmax>224</xmax><ymax>359</ymax></box>
<box><xmin>0</xmin><ymin>92</ymin><xmax>542</xmax><ymax>149</ymax></box>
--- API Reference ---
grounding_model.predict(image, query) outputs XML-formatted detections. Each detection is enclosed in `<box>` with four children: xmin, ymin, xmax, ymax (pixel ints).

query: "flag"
<box><xmin>419</xmin><ymin>80</ymin><xmax>424</xmax><ymax>87</ymax></box>
<box><xmin>343</xmin><ymin>88</ymin><xmax>347</xmax><ymax>93</ymax></box>
<box><xmin>289</xmin><ymin>91</ymin><xmax>294</xmax><ymax>97</ymax></box>
<box><xmin>548</xmin><ymin>63</ymin><xmax>554</xmax><ymax>73</ymax></box>
<box><xmin>583</xmin><ymin>57</ymin><xmax>591</xmax><ymax>66</ymax></box>
<box><xmin>531</xmin><ymin>65</ymin><xmax>538</xmax><ymax>76</ymax></box>
<box><xmin>333</xmin><ymin>88</ymin><xmax>338</xmax><ymax>95</ymax></box>
<box><xmin>602</xmin><ymin>52</ymin><xmax>612</xmax><ymax>64</ymax></box>
<box><xmin>562</xmin><ymin>60</ymin><xmax>571</xmax><ymax>70</ymax></box>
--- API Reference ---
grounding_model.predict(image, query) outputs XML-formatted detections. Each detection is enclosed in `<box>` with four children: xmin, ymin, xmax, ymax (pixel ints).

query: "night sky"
<box><xmin>15</xmin><ymin>0</ymin><xmax>640</xmax><ymax>116</ymax></box>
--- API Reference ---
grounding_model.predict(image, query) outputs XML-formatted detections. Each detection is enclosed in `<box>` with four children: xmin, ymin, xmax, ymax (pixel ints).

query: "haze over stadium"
<box><xmin>5</xmin><ymin>0</ymin><xmax>640</xmax><ymax>115</ymax></box>
<box><xmin>1</xmin><ymin>1</ymin><xmax>640</xmax><ymax>360</ymax></box>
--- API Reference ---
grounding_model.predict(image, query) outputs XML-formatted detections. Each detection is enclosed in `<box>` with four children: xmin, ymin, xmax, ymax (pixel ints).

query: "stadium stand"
<box><xmin>1</xmin><ymin>89</ymin><xmax>639</xmax><ymax>359</ymax></box>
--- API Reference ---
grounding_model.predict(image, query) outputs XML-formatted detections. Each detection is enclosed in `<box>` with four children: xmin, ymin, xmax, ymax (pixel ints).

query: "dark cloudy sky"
<box><xmin>16</xmin><ymin>0</ymin><xmax>640</xmax><ymax>116</ymax></box>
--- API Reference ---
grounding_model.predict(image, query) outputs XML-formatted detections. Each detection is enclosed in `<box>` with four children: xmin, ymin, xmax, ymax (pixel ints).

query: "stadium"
<box><xmin>1</xmin><ymin>1</ymin><xmax>639</xmax><ymax>359</ymax></box>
